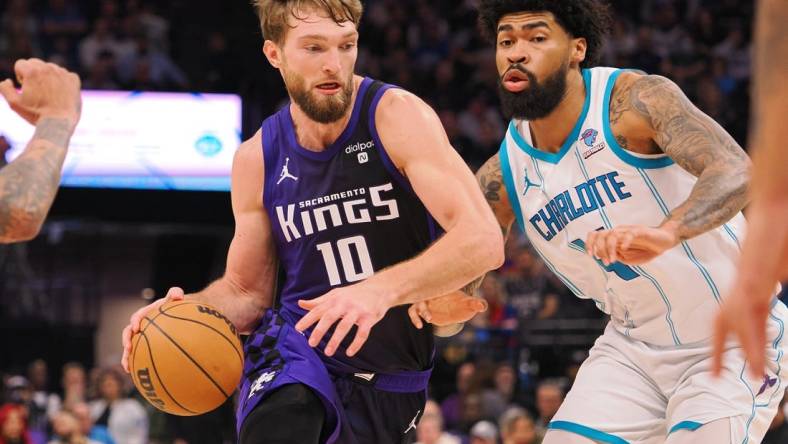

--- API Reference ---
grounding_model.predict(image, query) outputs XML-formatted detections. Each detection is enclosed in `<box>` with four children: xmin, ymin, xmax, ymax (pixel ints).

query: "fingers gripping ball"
<box><xmin>129</xmin><ymin>300</ymin><xmax>244</xmax><ymax>416</ymax></box>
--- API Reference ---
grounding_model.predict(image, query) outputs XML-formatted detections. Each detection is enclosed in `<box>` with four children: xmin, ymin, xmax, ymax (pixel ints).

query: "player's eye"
<box><xmin>531</xmin><ymin>36</ymin><xmax>547</xmax><ymax>43</ymax></box>
<box><xmin>498</xmin><ymin>39</ymin><xmax>513</xmax><ymax>48</ymax></box>
<box><xmin>305</xmin><ymin>45</ymin><xmax>322</xmax><ymax>52</ymax></box>
<box><xmin>340</xmin><ymin>42</ymin><xmax>356</xmax><ymax>51</ymax></box>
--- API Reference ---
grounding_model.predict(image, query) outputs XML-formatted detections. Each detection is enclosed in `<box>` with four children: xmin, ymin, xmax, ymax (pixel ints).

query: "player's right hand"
<box><xmin>0</xmin><ymin>58</ymin><xmax>81</xmax><ymax>128</ymax></box>
<box><xmin>121</xmin><ymin>287</ymin><xmax>185</xmax><ymax>373</ymax></box>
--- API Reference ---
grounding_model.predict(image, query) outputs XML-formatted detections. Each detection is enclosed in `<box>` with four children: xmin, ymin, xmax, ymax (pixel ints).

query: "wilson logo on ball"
<box><xmin>136</xmin><ymin>368</ymin><xmax>165</xmax><ymax>409</ymax></box>
<box><xmin>196</xmin><ymin>305</ymin><xmax>238</xmax><ymax>335</ymax></box>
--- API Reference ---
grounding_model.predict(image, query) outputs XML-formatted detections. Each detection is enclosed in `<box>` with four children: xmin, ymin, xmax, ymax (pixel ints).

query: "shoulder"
<box><xmin>613</xmin><ymin>73</ymin><xmax>687</xmax><ymax>114</ymax></box>
<box><xmin>234</xmin><ymin>129</ymin><xmax>263</xmax><ymax>166</ymax></box>
<box><xmin>231</xmin><ymin>130</ymin><xmax>265</xmax><ymax>202</ymax></box>
<box><xmin>232</xmin><ymin>130</ymin><xmax>264</xmax><ymax>179</ymax></box>
<box><xmin>375</xmin><ymin>88</ymin><xmax>440</xmax><ymax>129</ymax></box>
<box><xmin>611</xmin><ymin>72</ymin><xmax>682</xmax><ymax>101</ymax></box>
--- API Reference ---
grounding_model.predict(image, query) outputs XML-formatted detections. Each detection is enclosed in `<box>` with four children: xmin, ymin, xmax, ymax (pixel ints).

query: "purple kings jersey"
<box><xmin>260</xmin><ymin>78</ymin><xmax>438</xmax><ymax>374</ymax></box>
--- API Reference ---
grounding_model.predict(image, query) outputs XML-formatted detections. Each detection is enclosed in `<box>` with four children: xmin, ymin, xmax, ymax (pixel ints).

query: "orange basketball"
<box><xmin>129</xmin><ymin>300</ymin><xmax>244</xmax><ymax>416</ymax></box>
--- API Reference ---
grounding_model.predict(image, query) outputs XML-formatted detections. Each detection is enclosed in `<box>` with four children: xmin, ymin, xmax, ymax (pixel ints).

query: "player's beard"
<box><xmin>285</xmin><ymin>69</ymin><xmax>354</xmax><ymax>124</ymax></box>
<box><xmin>497</xmin><ymin>60</ymin><xmax>570</xmax><ymax>121</ymax></box>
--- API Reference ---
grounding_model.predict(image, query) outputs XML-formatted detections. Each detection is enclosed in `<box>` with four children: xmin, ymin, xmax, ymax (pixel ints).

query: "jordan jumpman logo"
<box><xmin>403</xmin><ymin>410</ymin><xmax>421</xmax><ymax>434</ymax></box>
<box><xmin>276</xmin><ymin>157</ymin><xmax>298</xmax><ymax>185</ymax></box>
<box><xmin>523</xmin><ymin>168</ymin><xmax>542</xmax><ymax>195</ymax></box>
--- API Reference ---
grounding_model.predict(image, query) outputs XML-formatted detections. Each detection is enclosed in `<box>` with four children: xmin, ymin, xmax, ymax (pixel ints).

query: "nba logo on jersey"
<box><xmin>358</xmin><ymin>152</ymin><xmax>369</xmax><ymax>164</ymax></box>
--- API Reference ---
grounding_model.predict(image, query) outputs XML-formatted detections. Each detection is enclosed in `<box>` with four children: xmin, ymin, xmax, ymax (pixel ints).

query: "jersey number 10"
<box><xmin>316</xmin><ymin>236</ymin><xmax>374</xmax><ymax>286</ymax></box>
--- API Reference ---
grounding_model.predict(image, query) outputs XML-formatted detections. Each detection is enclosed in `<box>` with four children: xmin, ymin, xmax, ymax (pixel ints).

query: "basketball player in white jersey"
<box><xmin>470</xmin><ymin>1</ymin><xmax>788</xmax><ymax>442</ymax></box>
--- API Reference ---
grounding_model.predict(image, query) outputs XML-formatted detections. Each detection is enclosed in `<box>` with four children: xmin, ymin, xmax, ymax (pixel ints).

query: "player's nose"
<box><xmin>321</xmin><ymin>49</ymin><xmax>341</xmax><ymax>75</ymax></box>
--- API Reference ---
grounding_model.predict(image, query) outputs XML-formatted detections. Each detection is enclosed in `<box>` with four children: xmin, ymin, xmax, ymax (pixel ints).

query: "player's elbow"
<box><xmin>0</xmin><ymin>206</ymin><xmax>45</xmax><ymax>243</ymax></box>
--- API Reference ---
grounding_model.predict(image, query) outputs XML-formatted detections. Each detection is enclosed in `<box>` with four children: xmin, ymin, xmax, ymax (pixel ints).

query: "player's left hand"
<box><xmin>408</xmin><ymin>291</ymin><xmax>488</xmax><ymax>328</ymax></box>
<box><xmin>295</xmin><ymin>284</ymin><xmax>390</xmax><ymax>357</ymax></box>
<box><xmin>586</xmin><ymin>225</ymin><xmax>679</xmax><ymax>266</ymax></box>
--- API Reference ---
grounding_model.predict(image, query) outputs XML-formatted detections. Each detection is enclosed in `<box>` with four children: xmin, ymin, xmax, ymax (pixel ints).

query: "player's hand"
<box><xmin>408</xmin><ymin>291</ymin><xmax>488</xmax><ymax>328</ymax></box>
<box><xmin>295</xmin><ymin>284</ymin><xmax>391</xmax><ymax>357</ymax></box>
<box><xmin>121</xmin><ymin>287</ymin><xmax>184</xmax><ymax>373</ymax></box>
<box><xmin>0</xmin><ymin>58</ymin><xmax>81</xmax><ymax>128</ymax></box>
<box><xmin>585</xmin><ymin>225</ymin><xmax>678</xmax><ymax>266</ymax></box>
<box><xmin>712</xmin><ymin>282</ymin><xmax>771</xmax><ymax>379</ymax></box>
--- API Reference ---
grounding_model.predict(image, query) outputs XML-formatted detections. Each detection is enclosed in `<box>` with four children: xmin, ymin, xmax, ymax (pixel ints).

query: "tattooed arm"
<box><xmin>0</xmin><ymin>119</ymin><xmax>75</xmax><ymax>242</ymax></box>
<box><xmin>0</xmin><ymin>59</ymin><xmax>81</xmax><ymax>243</ymax></box>
<box><xmin>629</xmin><ymin>74</ymin><xmax>751</xmax><ymax>241</ymax></box>
<box><xmin>587</xmin><ymin>73</ymin><xmax>750</xmax><ymax>265</ymax></box>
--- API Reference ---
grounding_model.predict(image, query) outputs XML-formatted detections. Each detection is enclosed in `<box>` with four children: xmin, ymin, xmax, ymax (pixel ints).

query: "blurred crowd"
<box><xmin>0</xmin><ymin>0</ymin><xmax>759</xmax><ymax>166</ymax></box>
<box><xmin>0</xmin><ymin>359</ymin><xmax>235</xmax><ymax>444</ymax></box>
<box><xmin>2</xmin><ymin>358</ymin><xmax>787</xmax><ymax>444</ymax></box>
<box><xmin>1</xmin><ymin>0</ymin><xmax>786</xmax><ymax>443</ymax></box>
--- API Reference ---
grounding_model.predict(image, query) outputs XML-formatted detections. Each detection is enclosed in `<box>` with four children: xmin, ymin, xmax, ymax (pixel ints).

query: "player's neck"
<box><xmin>290</xmin><ymin>75</ymin><xmax>363</xmax><ymax>152</ymax></box>
<box><xmin>527</xmin><ymin>69</ymin><xmax>586</xmax><ymax>153</ymax></box>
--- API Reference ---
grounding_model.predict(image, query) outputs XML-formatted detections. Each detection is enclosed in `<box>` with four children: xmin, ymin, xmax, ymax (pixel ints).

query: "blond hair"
<box><xmin>253</xmin><ymin>0</ymin><xmax>363</xmax><ymax>44</ymax></box>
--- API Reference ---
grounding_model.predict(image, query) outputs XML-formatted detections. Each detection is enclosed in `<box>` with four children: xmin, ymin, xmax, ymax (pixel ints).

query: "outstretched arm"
<box><xmin>0</xmin><ymin>59</ymin><xmax>81</xmax><ymax>243</ymax></box>
<box><xmin>587</xmin><ymin>73</ymin><xmax>751</xmax><ymax>265</ymax></box>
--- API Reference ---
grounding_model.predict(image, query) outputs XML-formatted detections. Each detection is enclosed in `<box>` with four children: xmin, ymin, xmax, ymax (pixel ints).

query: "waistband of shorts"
<box><xmin>351</xmin><ymin>368</ymin><xmax>432</xmax><ymax>393</ymax></box>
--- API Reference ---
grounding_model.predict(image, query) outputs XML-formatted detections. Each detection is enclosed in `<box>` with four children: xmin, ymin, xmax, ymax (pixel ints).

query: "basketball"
<box><xmin>129</xmin><ymin>300</ymin><xmax>244</xmax><ymax>416</ymax></box>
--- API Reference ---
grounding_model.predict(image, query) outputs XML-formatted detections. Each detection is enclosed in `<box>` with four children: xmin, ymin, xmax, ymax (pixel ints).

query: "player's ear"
<box><xmin>571</xmin><ymin>37</ymin><xmax>587</xmax><ymax>66</ymax></box>
<box><xmin>263</xmin><ymin>40</ymin><xmax>283</xmax><ymax>69</ymax></box>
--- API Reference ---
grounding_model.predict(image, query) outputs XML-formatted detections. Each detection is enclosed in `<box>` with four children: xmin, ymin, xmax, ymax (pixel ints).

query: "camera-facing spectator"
<box><xmin>0</xmin><ymin>404</ymin><xmax>31</xmax><ymax>444</ymax></box>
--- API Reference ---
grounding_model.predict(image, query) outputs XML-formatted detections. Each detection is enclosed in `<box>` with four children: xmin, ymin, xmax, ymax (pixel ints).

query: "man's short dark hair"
<box><xmin>478</xmin><ymin>0</ymin><xmax>612</xmax><ymax>69</ymax></box>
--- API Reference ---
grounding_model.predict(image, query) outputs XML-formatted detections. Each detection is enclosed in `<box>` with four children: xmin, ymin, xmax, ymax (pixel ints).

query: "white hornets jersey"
<box><xmin>500</xmin><ymin>67</ymin><xmax>745</xmax><ymax>346</ymax></box>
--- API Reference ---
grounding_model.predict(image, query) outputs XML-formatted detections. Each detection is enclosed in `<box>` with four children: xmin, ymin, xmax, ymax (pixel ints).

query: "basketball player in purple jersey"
<box><xmin>120</xmin><ymin>1</ymin><xmax>503</xmax><ymax>443</ymax></box>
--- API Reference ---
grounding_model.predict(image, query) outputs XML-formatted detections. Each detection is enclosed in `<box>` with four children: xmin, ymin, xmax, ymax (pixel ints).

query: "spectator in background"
<box><xmin>0</xmin><ymin>404</ymin><xmax>31</xmax><ymax>444</ymax></box>
<box><xmin>479</xmin><ymin>275</ymin><xmax>518</xmax><ymax>331</ymax></box>
<box><xmin>117</xmin><ymin>34</ymin><xmax>187</xmax><ymax>91</ymax></box>
<box><xmin>40</xmin><ymin>0</ymin><xmax>87</xmax><ymax>56</ymax></box>
<box><xmin>48</xmin><ymin>364</ymin><xmax>86</xmax><ymax>419</ymax></box>
<box><xmin>414</xmin><ymin>400</ymin><xmax>460</xmax><ymax>444</ymax></box>
<box><xmin>78</xmin><ymin>19</ymin><xmax>121</xmax><ymax>72</ymax></box>
<box><xmin>82</xmin><ymin>50</ymin><xmax>119</xmax><ymax>90</ymax></box>
<box><xmin>136</xmin><ymin>3</ymin><xmax>169</xmax><ymax>54</ymax></box>
<box><xmin>499</xmin><ymin>407</ymin><xmax>539</xmax><ymax>444</ymax></box>
<box><xmin>2</xmin><ymin>376</ymin><xmax>45</xmax><ymax>444</ymax></box>
<box><xmin>499</xmin><ymin>248</ymin><xmax>560</xmax><ymax>321</ymax></box>
<box><xmin>48</xmin><ymin>410</ymin><xmax>97</xmax><ymax>444</ymax></box>
<box><xmin>763</xmin><ymin>391</ymin><xmax>788</xmax><ymax>444</ymax></box>
<box><xmin>469</xmin><ymin>420</ymin><xmax>497</xmax><ymax>444</ymax></box>
<box><xmin>88</xmin><ymin>369</ymin><xmax>146</xmax><ymax>444</ymax></box>
<box><xmin>441</xmin><ymin>362</ymin><xmax>475</xmax><ymax>431</ymax></box>
<box><xmin>457</xmin><ymin>94</ymin><xmax>504</xmax><ymax>149</ymax></box>
<box><xmin>482</xmin><ymin>362</ymin><xmax>530</xmax><ymax>421</ymax></box>
<box><xmin>534</xmin><ymin>380</ymin><xmax>565</xmax><ymax>436</ymax></box>
<box><xmin>25</xmin><ymin>361</ymin><xmax>52</xmax><ymax>444</ymax></box>
<box><xmin>69</xmin><ymin>404</ymin><xmax>112</xmax><ymax>444</ymax></box>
